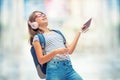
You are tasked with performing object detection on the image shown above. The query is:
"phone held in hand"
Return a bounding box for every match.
[82,18,92,31]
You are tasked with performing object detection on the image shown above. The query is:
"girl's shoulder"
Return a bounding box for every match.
[32,35,39,44]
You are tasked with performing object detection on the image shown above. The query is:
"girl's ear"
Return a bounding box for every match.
[28,21,38,30]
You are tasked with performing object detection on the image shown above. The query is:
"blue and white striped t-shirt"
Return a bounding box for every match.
[33,31,70,60]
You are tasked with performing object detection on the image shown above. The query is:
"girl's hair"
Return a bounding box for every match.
[28,11,44,45]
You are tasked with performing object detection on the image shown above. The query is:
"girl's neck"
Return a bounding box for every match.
[43,28,50,33]
[39,27,50,33]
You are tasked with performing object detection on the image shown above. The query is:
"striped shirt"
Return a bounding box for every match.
[33,31,70,60]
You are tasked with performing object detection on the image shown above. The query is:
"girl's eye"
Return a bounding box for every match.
[34,13,45,19]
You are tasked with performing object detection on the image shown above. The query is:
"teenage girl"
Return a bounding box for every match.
[28,11,85,80]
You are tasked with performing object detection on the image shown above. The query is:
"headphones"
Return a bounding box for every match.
[28,21,39,30]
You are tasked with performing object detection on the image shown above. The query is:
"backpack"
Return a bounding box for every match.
[30,30,66,79]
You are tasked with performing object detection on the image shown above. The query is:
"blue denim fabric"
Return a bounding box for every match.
[46,59,83,80]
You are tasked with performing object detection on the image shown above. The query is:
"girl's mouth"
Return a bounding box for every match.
[42,18,47,20]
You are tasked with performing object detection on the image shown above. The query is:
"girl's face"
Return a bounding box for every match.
[34,12,48,26]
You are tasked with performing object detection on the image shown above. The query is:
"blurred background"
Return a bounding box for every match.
[0,0,120,80]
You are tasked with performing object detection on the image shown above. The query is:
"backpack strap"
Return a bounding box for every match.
[31,34,46,66]
[36,34,47,75]
[37,34,46,54]
[52,30,66,44]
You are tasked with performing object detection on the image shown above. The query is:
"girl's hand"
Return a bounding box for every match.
[80,25,89,33]
[55,48,69,54]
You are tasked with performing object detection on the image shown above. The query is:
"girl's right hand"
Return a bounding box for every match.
[55,48,69,54]
[80,25,89,33]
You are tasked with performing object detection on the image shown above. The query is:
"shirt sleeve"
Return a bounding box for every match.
[32,35,39,44]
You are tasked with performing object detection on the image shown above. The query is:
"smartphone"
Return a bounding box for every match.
[82,18,92,31]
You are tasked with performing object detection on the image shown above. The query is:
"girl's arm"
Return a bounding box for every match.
[33,41,68,64]
[65,26,88,54]
[66,31,82,54]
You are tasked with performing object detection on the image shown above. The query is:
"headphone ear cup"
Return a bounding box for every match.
[28,21,38,30]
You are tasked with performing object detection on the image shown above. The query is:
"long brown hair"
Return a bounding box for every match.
[28,11,44,45]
